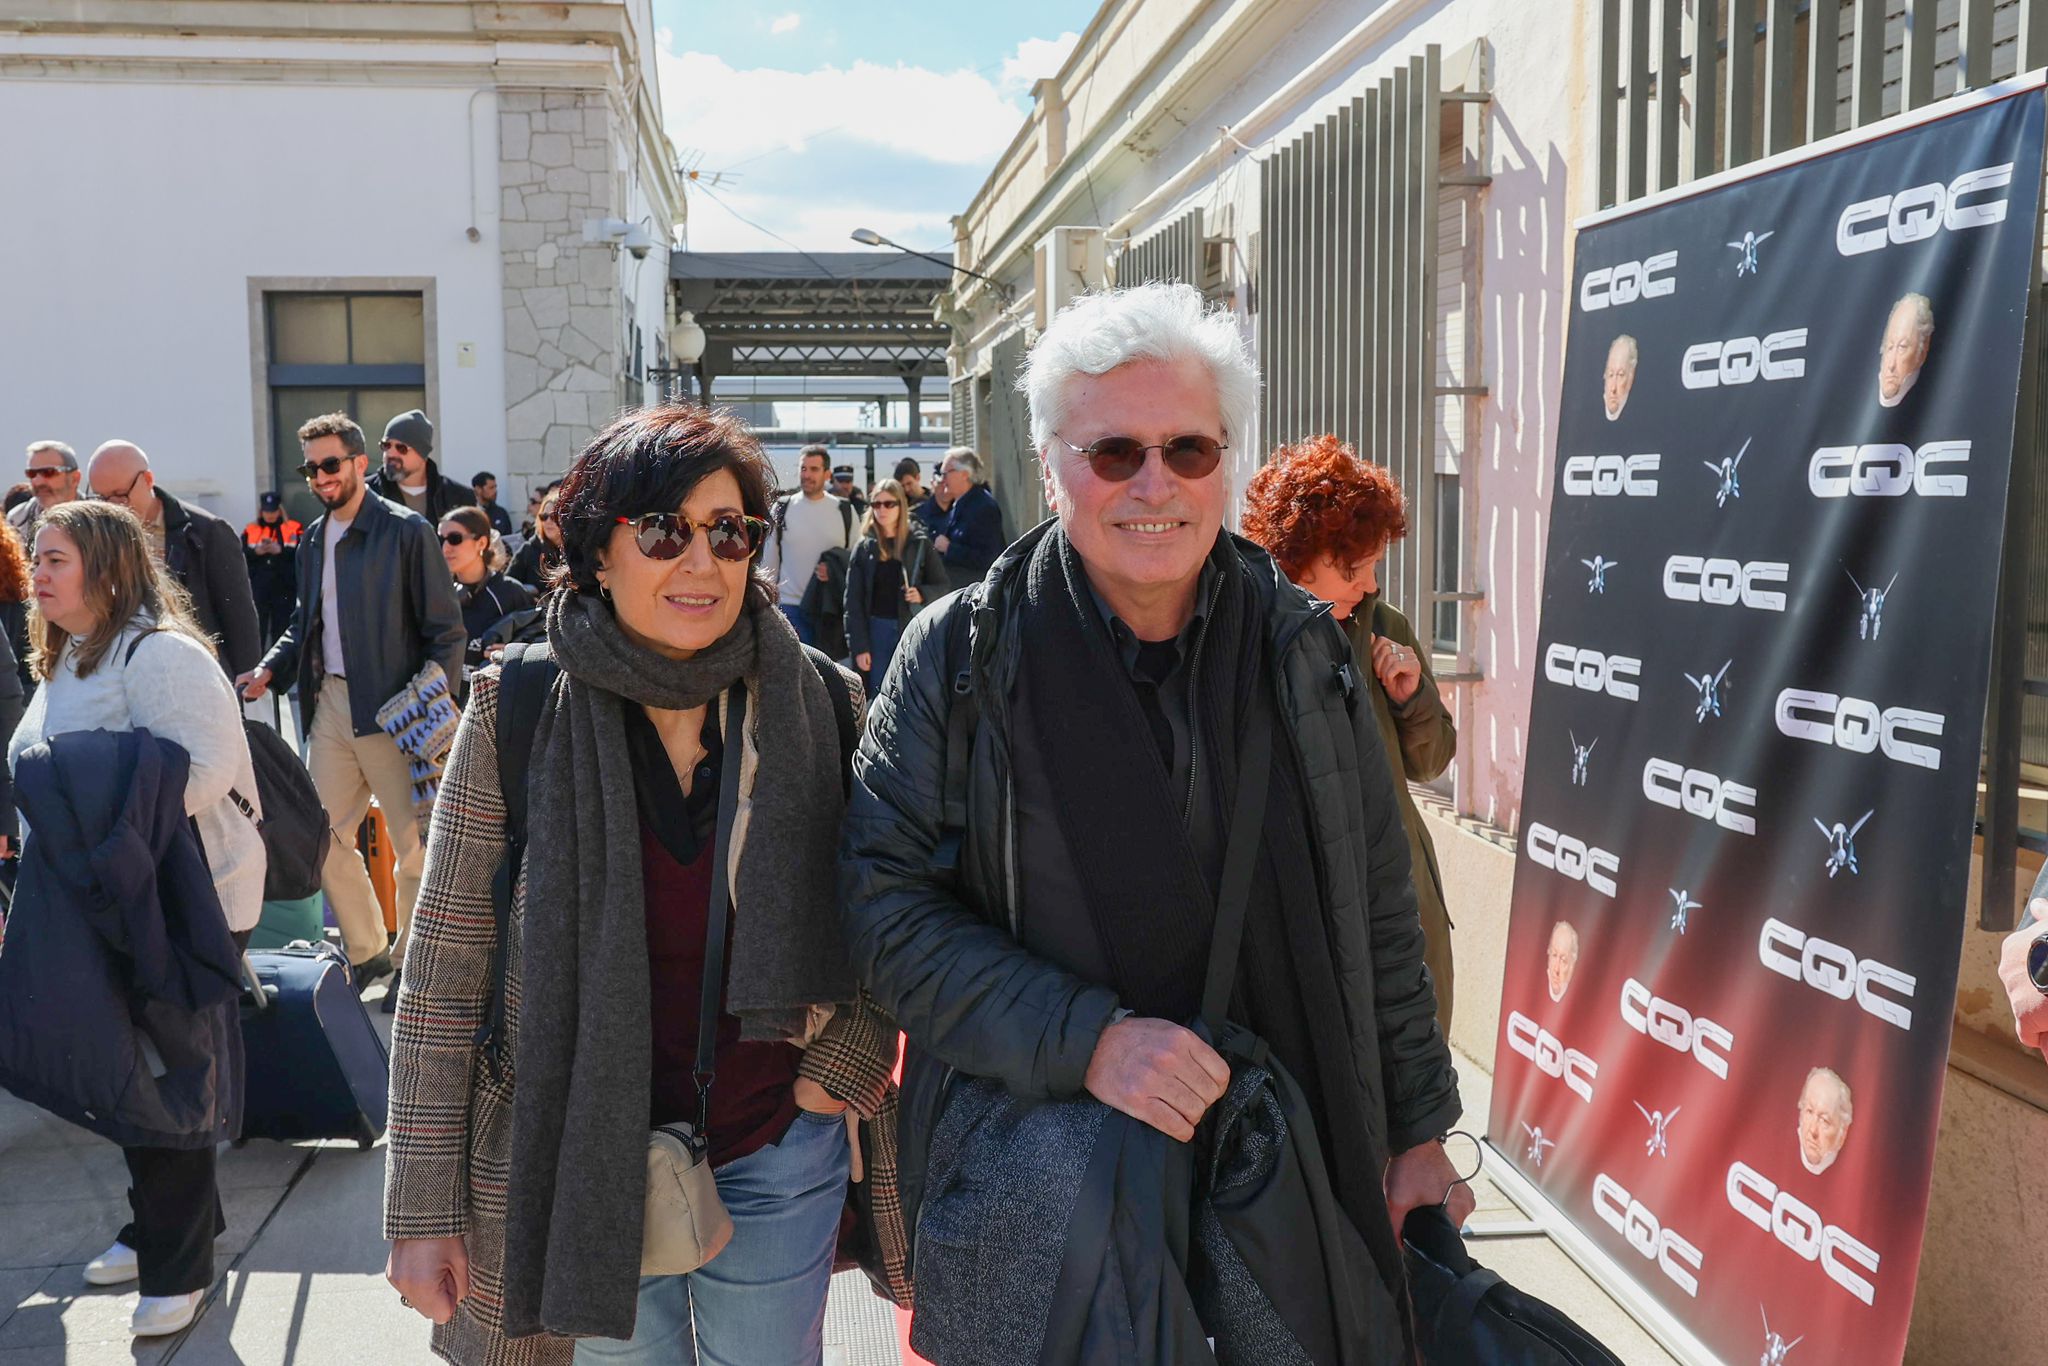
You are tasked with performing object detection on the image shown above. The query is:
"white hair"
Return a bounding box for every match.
[1608,334,1639,368]
[1804,1066,1853,1122]
[1890,292,1934,343]
[1021,282,1257,456]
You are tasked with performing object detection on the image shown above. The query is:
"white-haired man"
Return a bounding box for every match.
[843,282,1466,1362]
[1603,334,1638,421]
[1878,292,1934,408]
[1797,1067,1854,1175]
[1546,920,1579,1003]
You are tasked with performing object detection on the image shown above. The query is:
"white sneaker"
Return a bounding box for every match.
[131,1289,203,1337]
[82,1240,138,1287]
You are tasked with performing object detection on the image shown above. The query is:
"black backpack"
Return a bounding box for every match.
[473,641,857,1074]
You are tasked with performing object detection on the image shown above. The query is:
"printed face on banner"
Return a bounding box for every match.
[1492,88,2043,1366]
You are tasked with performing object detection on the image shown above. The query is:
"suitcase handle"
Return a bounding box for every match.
[240,953,275,1011]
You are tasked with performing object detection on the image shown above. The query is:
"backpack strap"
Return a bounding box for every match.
[934,595,980,874]
[476,641,559,1077]
[839,497,857,545]
[802,645,857,797]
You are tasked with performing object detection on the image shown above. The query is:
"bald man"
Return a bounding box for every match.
[86,441,261,676]
[1797,1067,1854,1175]
[1878,293,1933,408]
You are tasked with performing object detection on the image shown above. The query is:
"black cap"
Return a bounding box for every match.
[832,465,855,478]
[259,491,282,510]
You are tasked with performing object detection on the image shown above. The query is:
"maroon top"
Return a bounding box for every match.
[642,824,802,1167]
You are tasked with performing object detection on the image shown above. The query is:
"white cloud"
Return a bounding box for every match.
[1000,31,1080,91]
[769,13,800,35]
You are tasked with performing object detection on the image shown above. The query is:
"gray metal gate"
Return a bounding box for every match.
[1119,208,1206,290]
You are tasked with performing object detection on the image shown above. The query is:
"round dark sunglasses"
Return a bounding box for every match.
[1055,433,1227,482]
[616,513,767,562]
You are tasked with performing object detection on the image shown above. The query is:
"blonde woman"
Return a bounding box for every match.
[843,477,946,694]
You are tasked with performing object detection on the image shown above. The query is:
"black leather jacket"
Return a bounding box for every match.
[158,490,262,677]
[841,521,1461,1240]
[366,457,475,524]
[258,489,466,737]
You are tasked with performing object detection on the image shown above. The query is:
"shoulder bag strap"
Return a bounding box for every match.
[1200,700,1275,1028]
[803,647,857,796]
[695,686,748,1132]
[476,643,558,1074]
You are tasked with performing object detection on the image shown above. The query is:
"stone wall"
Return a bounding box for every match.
[498,89,621,496]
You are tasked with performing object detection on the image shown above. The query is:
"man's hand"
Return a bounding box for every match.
[904,585,923,606]
[387,1236,470,1325]
[235,666,272,703]
[1084,1016,1230,1143]
[855,652,873,673]
[1997,906,2048,1055]
[1370,636,1423,706]
[933,534,951,555]
[1384,1139,1475,1238]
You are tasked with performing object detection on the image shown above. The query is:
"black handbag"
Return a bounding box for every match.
[1402,1206,1624,1365]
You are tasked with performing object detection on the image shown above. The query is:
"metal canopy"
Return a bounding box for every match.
[670,251,953,380]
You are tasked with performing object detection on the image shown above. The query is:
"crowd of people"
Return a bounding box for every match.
[2,278,2045,1364]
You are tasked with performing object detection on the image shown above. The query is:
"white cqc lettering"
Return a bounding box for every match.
[1580,252,1679,310]
[1727,1162,1881,1305]
[1759,917,1917,1031]
[1837,163,2013,255]
[1562,453,1660,497]
[1526,822,1620,899]
[1680,330,1808,389]
[1544,643,1641,701]
[1621,978,1733,1079]
[1643,758,1757,835]
[1593,1174,1704,1298]
[1774,688,1945,770]
[1809,441,1970,498]
[1506,1012,1598,1102]
[1663,556,1788,612]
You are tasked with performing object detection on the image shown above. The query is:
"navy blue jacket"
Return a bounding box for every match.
[0,730,244,1149]
[939,485,1006,581]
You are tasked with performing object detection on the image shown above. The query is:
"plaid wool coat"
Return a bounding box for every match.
[383,666,905,1365]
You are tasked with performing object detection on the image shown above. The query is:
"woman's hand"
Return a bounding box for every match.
[1370,635,1423,705]
[855,652,873,673]
[903,585,923,606]
[387,1236,471,1325]
[793,1076,849,1117]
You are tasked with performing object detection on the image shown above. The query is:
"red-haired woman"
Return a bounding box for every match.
[0,516,31,695]
[1243,435,1458,1040]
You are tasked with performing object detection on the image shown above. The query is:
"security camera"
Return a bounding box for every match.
[623,224,658,260]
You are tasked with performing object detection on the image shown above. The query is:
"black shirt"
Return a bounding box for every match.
[868,557,906,619]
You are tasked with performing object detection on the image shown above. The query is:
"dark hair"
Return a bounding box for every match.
[1241,433,1408,581]
[552,405,775,601]
[798,444,830,468]
[440,506,494,541]
[893,456,923,482]
[2,482,29,513]
[471,470,497,487]
[296,411,366,456]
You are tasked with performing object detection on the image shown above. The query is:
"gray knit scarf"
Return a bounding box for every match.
[499,588,854,1342]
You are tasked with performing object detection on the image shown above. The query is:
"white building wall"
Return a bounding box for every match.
[0,77,508,520]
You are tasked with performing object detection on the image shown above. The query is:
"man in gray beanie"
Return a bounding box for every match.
[366,409,473,522]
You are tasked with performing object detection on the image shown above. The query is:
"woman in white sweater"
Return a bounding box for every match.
[6,499,261,1338]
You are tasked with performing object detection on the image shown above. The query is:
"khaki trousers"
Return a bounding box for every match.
[306,676,424,969]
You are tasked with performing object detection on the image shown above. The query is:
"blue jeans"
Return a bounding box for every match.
[863,615,904,697]
[779,603,815,647]
[573,1110,851,1366]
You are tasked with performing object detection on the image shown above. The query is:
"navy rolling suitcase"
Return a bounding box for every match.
[239,941,389,1148]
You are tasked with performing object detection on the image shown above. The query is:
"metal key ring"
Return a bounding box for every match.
[1437,1129,1484,1210]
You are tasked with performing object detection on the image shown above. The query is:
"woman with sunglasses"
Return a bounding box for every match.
[508,488,562,593]
[842,477,946,695]
[439,507,534,675]
[385,405,900,1366]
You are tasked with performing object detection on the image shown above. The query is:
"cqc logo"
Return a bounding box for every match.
[1837,163,2013,255]
[1580,251,1678,310]
[1810,441,1969,497]
[1545,643,1641,701]
[1507,1012,1598,1103]
[1664,555,1788,612]
[1727,1162,1882,1305]
[1643,758,1758,835]
[1775,688,1944,770]
[1593,1174,1705,1298]
[1563,453,1660,497]
[1681,329,1807,389]
[1527,822,1620,898]
[1760,917,1916,1031]
[1621,978,1734,1079]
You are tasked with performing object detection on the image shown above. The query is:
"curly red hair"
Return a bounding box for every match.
[0,516,27,604]
[1240,433,1407,580]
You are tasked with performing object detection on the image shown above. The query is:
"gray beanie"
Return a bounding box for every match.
[383,409,434,457]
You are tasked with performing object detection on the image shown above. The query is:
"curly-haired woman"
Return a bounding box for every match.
[1242,434,1458,1039]
[0,515,33,696]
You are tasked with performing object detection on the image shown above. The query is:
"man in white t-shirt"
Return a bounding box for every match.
[760,445,856,646]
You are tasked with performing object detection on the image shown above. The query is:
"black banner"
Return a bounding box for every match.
[1488,87,2045,1364]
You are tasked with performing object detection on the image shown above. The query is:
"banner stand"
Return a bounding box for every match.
[1478,1137,1724,1366]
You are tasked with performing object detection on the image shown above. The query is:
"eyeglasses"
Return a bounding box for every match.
[440,531,472,546]
[88,470,148,505]
[537,512,557,525]
[379,440,411,455]
[615,512,767,562]
[870,499,901,510]
[24,466,66,479]
[298,455,354,479]
[1054,433,1227,482]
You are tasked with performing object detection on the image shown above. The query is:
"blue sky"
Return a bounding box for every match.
[652,2,1104,253]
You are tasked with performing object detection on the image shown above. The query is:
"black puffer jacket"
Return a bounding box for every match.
[841,521,1461,1278]
[0,729,244,1149]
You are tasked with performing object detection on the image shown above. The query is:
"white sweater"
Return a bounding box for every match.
[8,621,265,932]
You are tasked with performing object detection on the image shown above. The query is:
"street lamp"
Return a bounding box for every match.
[648,310,709,403]
[851,227,1014,302]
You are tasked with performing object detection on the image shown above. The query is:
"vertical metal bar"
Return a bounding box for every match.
[1389,67,1411,609]
[1345,96,1366,451]
[1762,0,1797,155]
[2024,0,2048,76]
[1333,107,1354,452]
[1957,0,1994,92]
[1657,0,1682,189]
[1691,0,1719,181]
[1725,0,1755,168]
[1373,84,1393,461]
[1417,46,1442,633]
[1599,0,1620,208]
[1320,115,1340,437]
[1627,0,1651,201]
[1307,120,1326,438]
[1806,0,1839,143]
[1257,158,1271,452]
[1364,88,1383,459]
[1902,0,1936,111]
[1286,139,1305,444]
[1851,0,1885,128]
[1397,60,1423,621]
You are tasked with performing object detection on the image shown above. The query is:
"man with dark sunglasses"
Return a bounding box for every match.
[9,439,82,540]
[844,283,1465,1363]
[365,409,474,523]
[238,411,464,997]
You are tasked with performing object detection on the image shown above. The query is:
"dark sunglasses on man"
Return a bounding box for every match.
[299,455,356,479]
[615,512,767,562]
[380,440,412,455]
[24,465,66,479]
[1055,433,1227,482]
